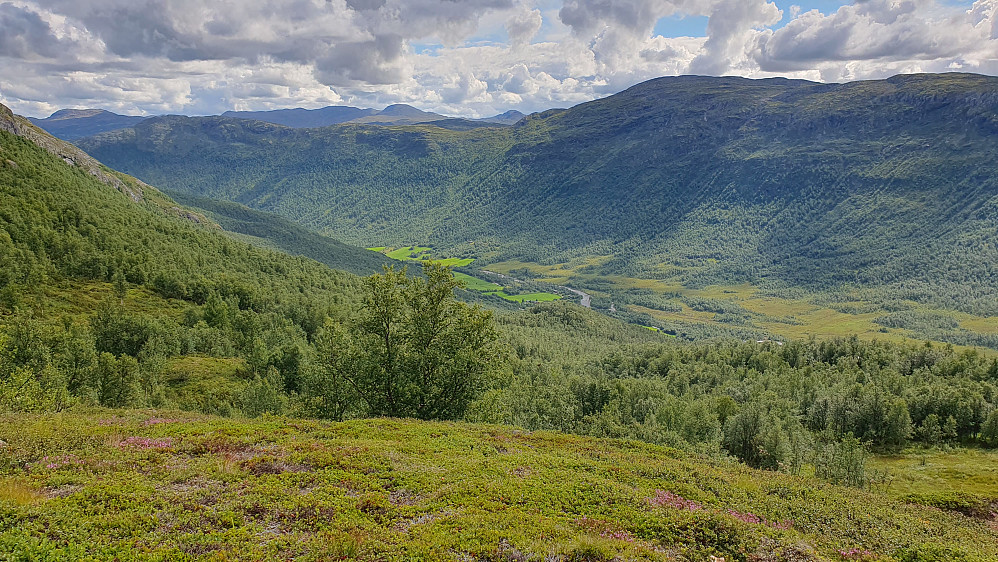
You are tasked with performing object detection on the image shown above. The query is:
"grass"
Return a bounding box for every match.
[0,478,43,506]
[375,246,475,268]
[1,411,996,561]
[870,448,998,500]
[433,257,475,267]
[383,246,433,261]
[453,272,503,292]
[162,356,248,413]
[488,291,563,303]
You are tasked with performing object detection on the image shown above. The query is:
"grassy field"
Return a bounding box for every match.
[453,272,503,292]
[381,246,433,261]
[370,249,568,304]
[484,259,998,349]
[373,246,475,268]
[2,411,996,561]
[871,449,998,502]
[487,291,563,303]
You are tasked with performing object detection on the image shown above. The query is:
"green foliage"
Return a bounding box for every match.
[79,73,998,339]
[166,190,392,276]
[315,262,501,420]
[982,410,998,446]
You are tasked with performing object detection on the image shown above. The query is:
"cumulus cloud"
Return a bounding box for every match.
[688,0,781,75]
[507,6,543,47]
[751,0,998,80]
[0,0,995,118]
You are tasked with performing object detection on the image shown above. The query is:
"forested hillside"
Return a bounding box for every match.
[4,100,998,560]
[78,73,998,327]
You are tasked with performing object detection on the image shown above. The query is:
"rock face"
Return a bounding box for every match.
[1,103,144,202]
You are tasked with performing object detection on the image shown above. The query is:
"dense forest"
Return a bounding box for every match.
[79,73,998,324]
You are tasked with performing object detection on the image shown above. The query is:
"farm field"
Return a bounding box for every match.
[2,411,996,561]
[488,291,562,303]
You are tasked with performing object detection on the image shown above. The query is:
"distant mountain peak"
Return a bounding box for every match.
[29,108,147,140]
[48,108,113,120]
[480,110,526,124]
[378,104,433,117]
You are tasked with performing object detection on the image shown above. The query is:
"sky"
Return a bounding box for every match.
[0,0,995,118]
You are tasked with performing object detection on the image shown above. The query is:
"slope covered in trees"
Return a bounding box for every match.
[78,73,998,325]
[164,190,392,276]
[5,101,998,558]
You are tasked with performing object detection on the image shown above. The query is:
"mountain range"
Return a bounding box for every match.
[27,109,147,140]
[29,104,527,140]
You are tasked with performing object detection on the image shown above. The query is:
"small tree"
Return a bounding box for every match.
[918,413,942,446]
[302,319,361,421]
[348,262,500,420]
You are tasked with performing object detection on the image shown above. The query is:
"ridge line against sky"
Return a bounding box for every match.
[0,0,994,119]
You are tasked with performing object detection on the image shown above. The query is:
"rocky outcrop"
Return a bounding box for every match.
[1,103,144,202]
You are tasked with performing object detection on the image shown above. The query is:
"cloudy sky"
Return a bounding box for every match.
[1,0,996,118]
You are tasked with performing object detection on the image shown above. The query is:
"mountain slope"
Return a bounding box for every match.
[77,73,998,321]
[0,102,377,412]
[28,109,147,140]
[165,190,392,276]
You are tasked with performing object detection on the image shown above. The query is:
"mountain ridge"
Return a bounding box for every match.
[30,104,527,140]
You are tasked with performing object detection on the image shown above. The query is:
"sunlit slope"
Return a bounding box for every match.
[2,412,995,561]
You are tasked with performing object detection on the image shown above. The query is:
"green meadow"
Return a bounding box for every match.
[2,412,996,561]
[373,247,562,304]
[487,291,563,303]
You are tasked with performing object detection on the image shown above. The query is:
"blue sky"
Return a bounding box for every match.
[653,1,979,38]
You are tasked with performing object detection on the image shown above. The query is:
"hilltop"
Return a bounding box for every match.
[2,411,995,561]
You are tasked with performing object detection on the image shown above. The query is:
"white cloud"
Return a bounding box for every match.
[0,0,995,118]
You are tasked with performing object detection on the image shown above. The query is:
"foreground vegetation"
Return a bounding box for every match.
[2,412,996,561]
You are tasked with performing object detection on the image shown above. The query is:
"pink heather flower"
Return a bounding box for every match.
[727,509,762,524]
[118,437,174,450]
[649,490,704,511]
[142,418,179,426]
[28,455,84,471]
[600,529,635,542]
[574,516,635,543]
